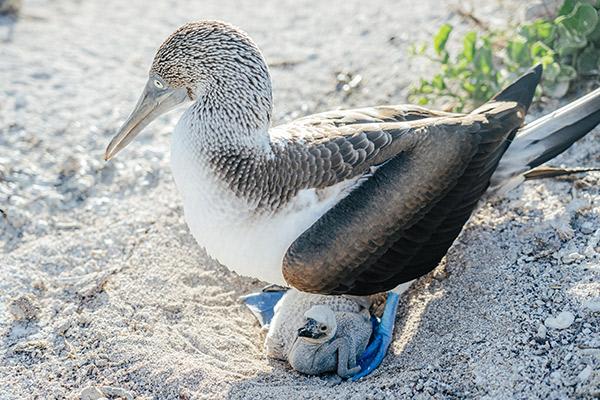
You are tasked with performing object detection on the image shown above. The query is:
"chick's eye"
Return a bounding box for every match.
[154,79,164,89]
[320,326,327,331]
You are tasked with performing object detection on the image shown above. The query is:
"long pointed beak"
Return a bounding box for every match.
[104,79,188,161]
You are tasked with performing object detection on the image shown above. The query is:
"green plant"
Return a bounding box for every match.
[410,0,600,111]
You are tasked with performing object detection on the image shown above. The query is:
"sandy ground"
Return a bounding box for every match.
[1,0,599,399]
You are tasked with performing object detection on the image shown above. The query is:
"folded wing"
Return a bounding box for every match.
[281,67,542,295]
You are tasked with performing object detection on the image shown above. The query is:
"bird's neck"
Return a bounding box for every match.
[174,85,274,205]
[187,63,274,154]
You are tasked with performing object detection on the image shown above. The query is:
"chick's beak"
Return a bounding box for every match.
[297,318,325,339]
[104,78,188,161]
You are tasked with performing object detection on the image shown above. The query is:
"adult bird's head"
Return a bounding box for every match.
[104,20,273,161]
[297,305,337,343]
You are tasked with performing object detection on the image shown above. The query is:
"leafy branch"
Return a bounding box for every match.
[410,0,600,111]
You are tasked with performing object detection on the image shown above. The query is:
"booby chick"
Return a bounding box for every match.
[289,305,370,379]
[265,290,370,360]
[105,20,600,296]
[265,289,371,379]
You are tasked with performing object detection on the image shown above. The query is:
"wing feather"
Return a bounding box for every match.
[281,102,526,295]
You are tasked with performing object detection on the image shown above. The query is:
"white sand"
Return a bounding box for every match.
[1,0,599,399]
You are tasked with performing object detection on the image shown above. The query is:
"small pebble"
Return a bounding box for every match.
[79,386,104,400]
[8,295,40,321]
[583,299,600,312]
[536,324,547,340]
[544,311,575,330]
[100,386,134,400]
[54,319,72,335]
[584,229,600,257]
[580,221,595,235]
[577,365,592,383]
[562,252,584,264]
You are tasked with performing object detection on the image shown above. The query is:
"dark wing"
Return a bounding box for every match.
[281,66,541,295]
[281,103,525,295]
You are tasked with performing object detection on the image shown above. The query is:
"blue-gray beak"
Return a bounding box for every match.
[105,76,188,161]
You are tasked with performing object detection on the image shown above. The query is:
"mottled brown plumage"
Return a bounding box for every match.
[282,103,524,294]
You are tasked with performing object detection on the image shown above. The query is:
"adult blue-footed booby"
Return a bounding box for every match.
[105,21,600,296]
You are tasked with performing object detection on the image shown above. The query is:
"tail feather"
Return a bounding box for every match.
[472,64,542,116]
[491,64,543,112]
[523,166,600,180]
[491,86,600,193]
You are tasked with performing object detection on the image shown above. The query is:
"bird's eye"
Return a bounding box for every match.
[154,79,164,89]
[320,326,327,331]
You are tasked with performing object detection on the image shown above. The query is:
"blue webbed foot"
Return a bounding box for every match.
[351,292,400,381]
[240,288,287,327]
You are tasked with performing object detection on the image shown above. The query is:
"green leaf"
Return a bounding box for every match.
[530,41,553,59]
[577,46,600,74]
[533,53,556,72]
[419,80,434,94]
[462,80,476,93]
[556,3,599,37]
[433,24,453,55]
[556,24,589,56]
[587,16,600,43]
[475,45,494,75]
[544,79,571,98]
[462,31,477,62]
[520,20,555,44]
[543,65,576,98]
[533,20,555,43]
[431,74,446,90]
[558,0,577,17]
[507,36,529,64]
[560,65,577,80]
[544,62,562,81]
